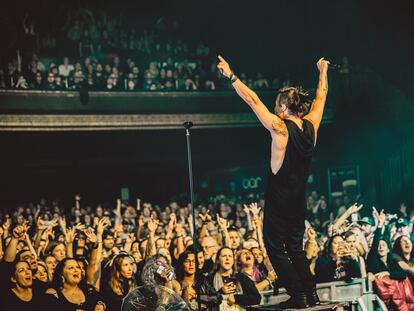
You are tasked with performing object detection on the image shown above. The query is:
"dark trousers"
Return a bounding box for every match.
[263,213,315,295]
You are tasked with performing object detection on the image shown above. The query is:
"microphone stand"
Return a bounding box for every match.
[183,121,202,311]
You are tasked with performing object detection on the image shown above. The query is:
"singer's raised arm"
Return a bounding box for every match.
[217,55,281,132]
[304,57,330,135]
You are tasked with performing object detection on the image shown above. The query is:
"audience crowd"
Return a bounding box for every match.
[0,10,280,92]
[0,190,413,311]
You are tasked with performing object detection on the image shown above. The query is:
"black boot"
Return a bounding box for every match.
[277,292,309,309]
[306,288,321,306]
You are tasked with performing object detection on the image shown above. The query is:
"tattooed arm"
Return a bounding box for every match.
[304,57,330,134]
[217,55,284,133]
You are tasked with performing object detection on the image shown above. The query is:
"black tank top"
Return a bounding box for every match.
[265,118,315,219]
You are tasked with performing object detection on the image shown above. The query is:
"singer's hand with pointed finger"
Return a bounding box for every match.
[317,57,330,72]
[217,55,232,78]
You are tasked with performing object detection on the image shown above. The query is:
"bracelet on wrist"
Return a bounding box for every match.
[228,72,238,83]
[230,74,238,83]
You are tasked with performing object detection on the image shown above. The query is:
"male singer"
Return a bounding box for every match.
[217,55,329,308]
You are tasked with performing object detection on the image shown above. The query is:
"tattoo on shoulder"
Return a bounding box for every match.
[271,119,288,136]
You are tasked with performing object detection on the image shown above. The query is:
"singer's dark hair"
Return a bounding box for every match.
[275,86,310,116]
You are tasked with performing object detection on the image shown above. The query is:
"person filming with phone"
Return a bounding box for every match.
[315,234,362,283]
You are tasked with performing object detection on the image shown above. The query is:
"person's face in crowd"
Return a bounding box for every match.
[103,234,115,250]
[132,251,142,263]
[150,62,159,71]
[145,71,152,80]
[202,237,219,260]
[311,191,318,201]
[77,260,86,279]
[47,73,54,84]
[45,255,57,276]
[219,248,234,273]
[84,214,91,225]
[36,73,42,84]
[63,259,82,286]
[150,210,158,220]
[400,236,412,255]
[330,236,344,256]
[31,60,38,71]
[400,203,407,214]
[158,248,172,265]
[58,234,66,243]
[183,253,196,275]
[166,69,173,78]
[12,262,32,289]
[87,64,94,74]
[345,233,357,252]
[53,243,66,262]
[132,66,139,75]
[228,230,241,250]
[17,214,24,225]
[197,251,204,269]
[320,200,328,210]
[55,75,62,85]
[96,206,103,217]
[251,247,264,264]
[105,64,112,74]
[143,207,150,217]
[76,233,86,248]
[160,68,166,78]
[75,63,82,72]
[120,257,134,279]
[111,67,119,78]
[96,64,103,73]
[8,62,16,73]
[113,56,120,66]
[34,264,48,282]
[239,249,254,268]
[63,57,69,65]
[361,223,372,235]
[235,218,242,228]
[378,240,389,258]
[19,250,38,271]
[84,57,91,67]
[130,241,139,253]
[160,211,169,224]
[51,67,59,75]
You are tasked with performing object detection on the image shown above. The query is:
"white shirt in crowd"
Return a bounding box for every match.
[58,64,74,77]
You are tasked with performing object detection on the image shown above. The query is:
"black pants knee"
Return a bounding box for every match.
[263,214,315,295]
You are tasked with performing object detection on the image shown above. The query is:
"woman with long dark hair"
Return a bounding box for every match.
[101,253,137,310]
[0,260,48,311]
[392,235,414,278]
[315,234,361,283]
[45,258,102,311]
[366,211,406,281]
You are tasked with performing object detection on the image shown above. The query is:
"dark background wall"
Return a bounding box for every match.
[0,0,413,210]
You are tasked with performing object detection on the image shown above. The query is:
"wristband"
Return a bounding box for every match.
[230,74,238,83]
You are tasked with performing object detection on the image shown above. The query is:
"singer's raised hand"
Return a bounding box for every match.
[217,55,232,78]
[317,57,330,72]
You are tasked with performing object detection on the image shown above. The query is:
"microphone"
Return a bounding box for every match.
[328,63,341,70]
[183,121,193,129]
